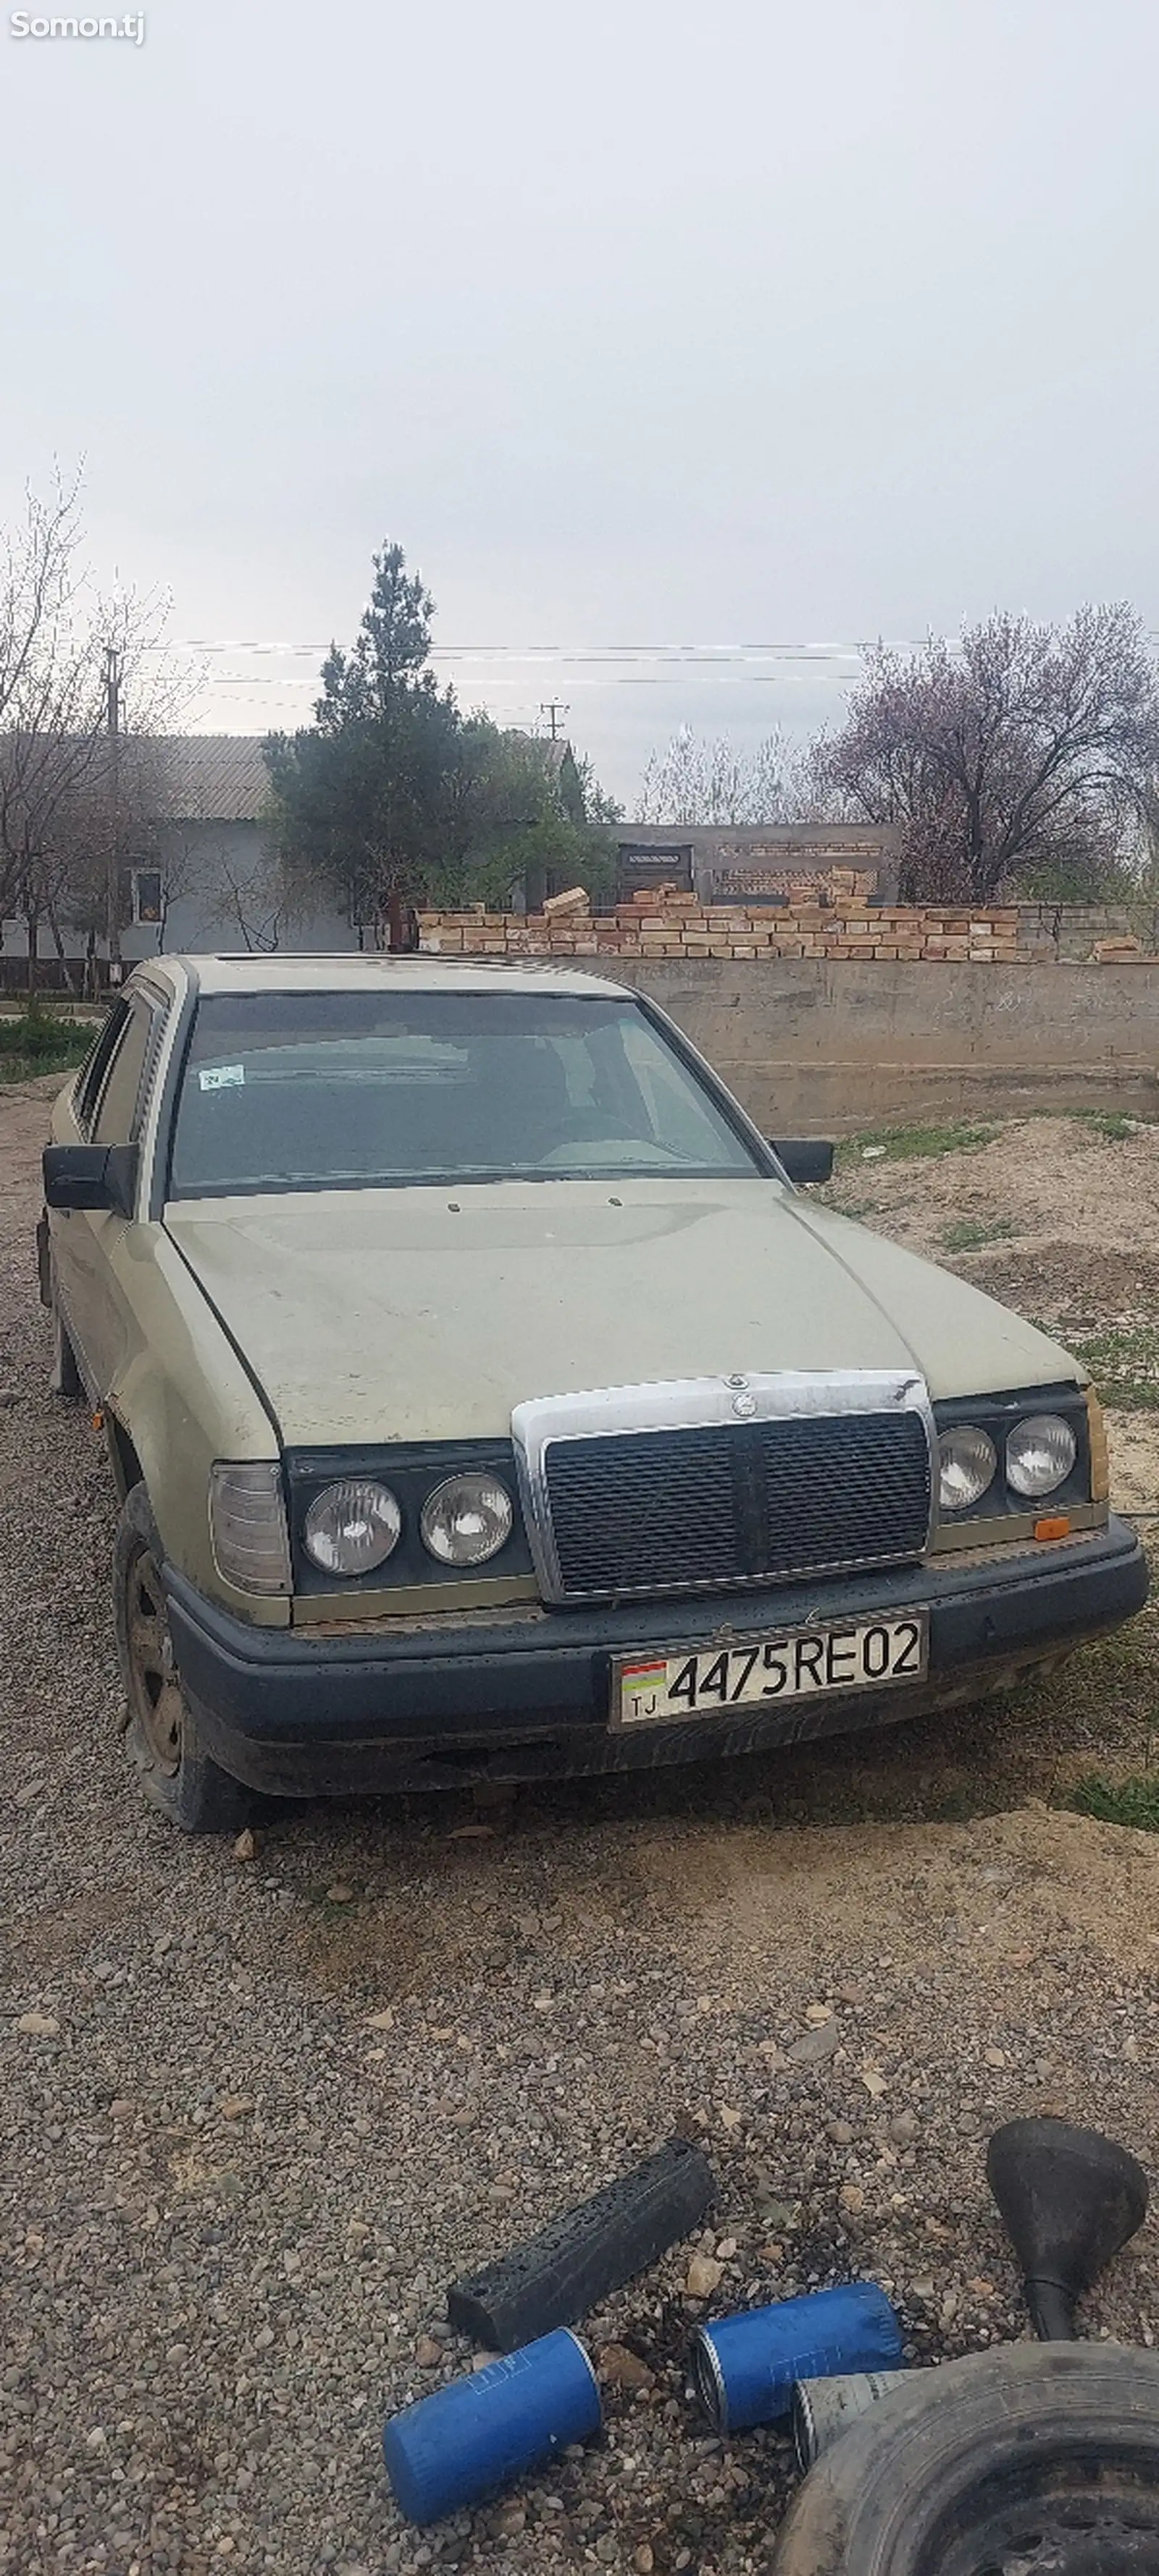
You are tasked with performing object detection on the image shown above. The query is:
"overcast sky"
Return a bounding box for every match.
[3,0,1157,804]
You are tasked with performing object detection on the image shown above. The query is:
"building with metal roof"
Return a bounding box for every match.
[158,735,273,825]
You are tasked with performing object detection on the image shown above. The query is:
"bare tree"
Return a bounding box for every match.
[198,836,298,954]
[0,477,192,979]
[143,805,200,956]
[0,480,106,941]
[41,735,177,991]
[637,727,788,825]
[812,607,1159,901]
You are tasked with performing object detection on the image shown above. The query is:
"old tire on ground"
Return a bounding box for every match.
[774,2343,1159,2576]
[114,1481,258,1834]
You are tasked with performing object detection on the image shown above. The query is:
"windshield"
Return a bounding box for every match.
[167,989,766,1197]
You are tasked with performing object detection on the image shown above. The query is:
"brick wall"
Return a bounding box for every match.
[418,882,1159,964]
[418,886,1024,964]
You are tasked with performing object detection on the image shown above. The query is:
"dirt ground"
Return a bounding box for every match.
[2,1080,1158,2576]
[827,1113,1159,1514]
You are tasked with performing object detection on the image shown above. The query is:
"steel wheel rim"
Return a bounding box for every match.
[937,2481,1159,2575]
[125,1544,183,1777]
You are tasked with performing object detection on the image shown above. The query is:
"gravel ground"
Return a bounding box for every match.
[3,1079,1159,2576]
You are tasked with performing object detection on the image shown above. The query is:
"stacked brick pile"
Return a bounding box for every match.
[418,881,1022,963]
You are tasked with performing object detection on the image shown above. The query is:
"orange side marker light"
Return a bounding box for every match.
[1034,1514,1071,1543]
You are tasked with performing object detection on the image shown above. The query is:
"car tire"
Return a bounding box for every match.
[774,2343,1159,2575]
[51,1296,84,1401]
[114,1482,259,1834]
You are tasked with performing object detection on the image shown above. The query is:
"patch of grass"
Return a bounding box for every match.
[828,1193,879,1221]
[1063,1323,1159,1410]
[1073,1111,1147,1143]
[1069,1772,1159,1831]
[940,1216,1018,1254]
[837,1120,997,1167]
[0,1002,91,1083]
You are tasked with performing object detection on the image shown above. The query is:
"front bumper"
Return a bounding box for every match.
[162,1518,1149,1798]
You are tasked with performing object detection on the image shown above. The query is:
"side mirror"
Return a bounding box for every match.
[771,1138,835,1185]
[43,1142,138,1217]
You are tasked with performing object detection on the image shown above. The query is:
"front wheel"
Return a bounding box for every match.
[114,1483,259,1834]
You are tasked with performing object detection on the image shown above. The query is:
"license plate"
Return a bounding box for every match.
[613,1612,929,1727]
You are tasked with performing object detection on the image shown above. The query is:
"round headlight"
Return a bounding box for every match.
[937,1425,997,1513]
[420,1475,514,1567]
[304,1480,402,1575]
[1006,1414,1077,1500]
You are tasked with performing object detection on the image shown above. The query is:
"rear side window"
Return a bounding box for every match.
[91,997,156,1146]
[75,1000,129,1135]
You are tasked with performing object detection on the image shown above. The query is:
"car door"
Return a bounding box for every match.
[55,988,163,1401]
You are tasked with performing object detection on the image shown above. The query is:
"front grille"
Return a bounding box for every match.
[543,1411,932,1599]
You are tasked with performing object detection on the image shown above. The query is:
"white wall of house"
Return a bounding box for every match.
[1,820,359,962]
[150,822,357,957]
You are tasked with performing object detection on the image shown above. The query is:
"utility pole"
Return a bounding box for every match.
[104,644,122,980]
[540,699,569,741]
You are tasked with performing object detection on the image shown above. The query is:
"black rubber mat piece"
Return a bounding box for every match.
[447,2135,716,2351]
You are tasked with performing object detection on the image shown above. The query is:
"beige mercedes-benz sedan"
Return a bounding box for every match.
[38,955,1146,1830]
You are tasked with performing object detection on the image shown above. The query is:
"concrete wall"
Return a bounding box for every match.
[598,956,1159,1131]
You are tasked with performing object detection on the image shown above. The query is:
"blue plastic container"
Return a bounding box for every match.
[688,2283,904,2435]
[382,2327,602,2526]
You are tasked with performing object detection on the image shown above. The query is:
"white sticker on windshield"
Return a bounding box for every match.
[198,1063,245,1092]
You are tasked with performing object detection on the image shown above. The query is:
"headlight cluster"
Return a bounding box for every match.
[937,1412,1078,1515]
[302,1472,514,1575]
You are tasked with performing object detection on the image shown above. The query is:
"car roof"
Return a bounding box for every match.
[136,954,633,1003]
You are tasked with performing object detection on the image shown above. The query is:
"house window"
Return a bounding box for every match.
[132,868,164,925]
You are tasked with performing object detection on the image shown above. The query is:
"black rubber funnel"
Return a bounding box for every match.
[987,2116,1148,2340]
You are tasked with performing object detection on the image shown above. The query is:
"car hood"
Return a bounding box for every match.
[164,1179,1081,1446]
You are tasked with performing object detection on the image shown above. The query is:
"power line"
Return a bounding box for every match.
[195,667,867,690]
[146,637,931,661]
[143,630,1159,660]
